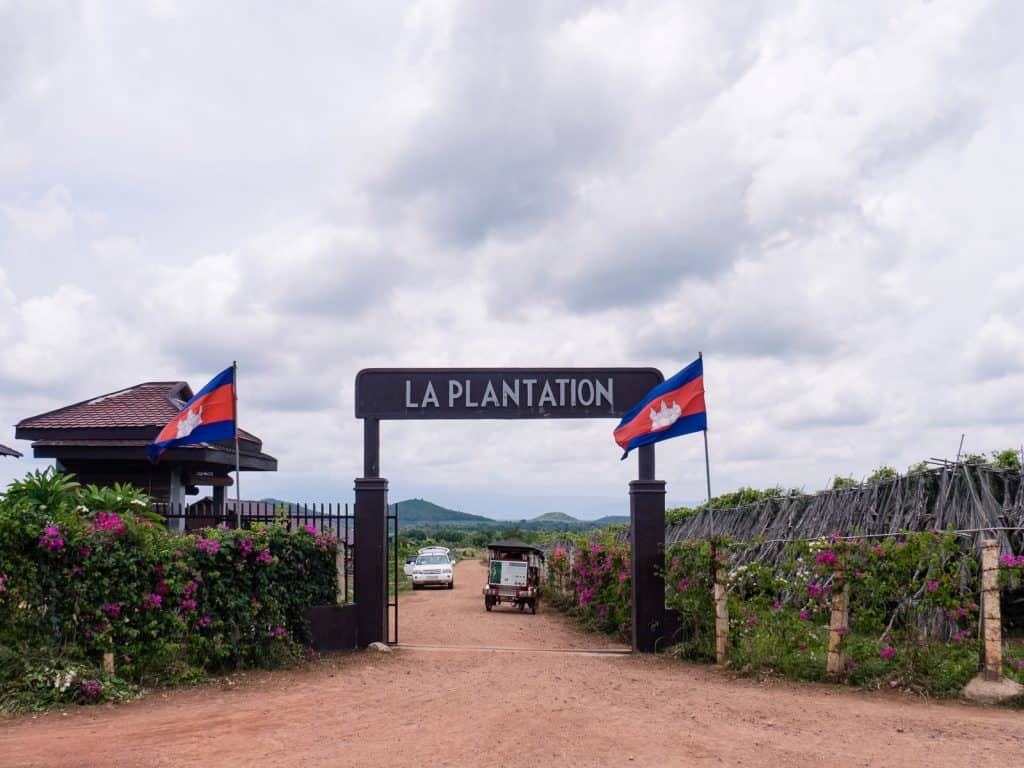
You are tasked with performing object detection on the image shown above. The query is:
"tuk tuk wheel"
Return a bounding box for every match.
[529,599,537,614]
[485,597,493,611]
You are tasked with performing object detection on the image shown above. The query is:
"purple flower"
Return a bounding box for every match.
[103,603,121,618]
[304,524,317,535]
[256,549,273,565]
[38,526,65,552]
[143,593,162,610]
[183,580,199,598]
[807,583,822,599]
[925,580,939,593]
[815,551,837,567]
[180,598,197,612]
[87,511,126,535]
[799,610,810,620]
[197,538,220,556]
[0,573,7,593]
[879,646,896,661]
[771,600,781,611]
[80,679,103,703]
[198,615,212,628]
[269,626,286,637]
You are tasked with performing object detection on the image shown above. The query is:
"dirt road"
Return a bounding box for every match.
[2,559,1022,767]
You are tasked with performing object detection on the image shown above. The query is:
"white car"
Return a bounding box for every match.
[410,552,454,589]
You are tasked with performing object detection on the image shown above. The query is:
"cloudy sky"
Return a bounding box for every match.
[1,0,1022,519]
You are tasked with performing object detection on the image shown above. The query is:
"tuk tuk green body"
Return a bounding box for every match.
[483,540,545,614]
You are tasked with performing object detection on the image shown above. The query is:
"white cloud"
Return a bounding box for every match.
[2,185,73,241]
[1,1,1023,514]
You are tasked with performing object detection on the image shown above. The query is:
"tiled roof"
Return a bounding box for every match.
[16,382,262,446]
[17,382,191,430]
[0,443,22,458]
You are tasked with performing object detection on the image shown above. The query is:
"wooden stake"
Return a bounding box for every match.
[827,569,850,678]
[714,556,729,665]
[103,652,115,676]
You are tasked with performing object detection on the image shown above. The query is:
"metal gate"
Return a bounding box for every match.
[387,502,399,643]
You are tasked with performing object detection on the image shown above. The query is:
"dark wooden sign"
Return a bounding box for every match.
[355,368,664,420]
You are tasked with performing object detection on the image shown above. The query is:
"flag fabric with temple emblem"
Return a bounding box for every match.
[147,366,236,463]
[613,357,706,459]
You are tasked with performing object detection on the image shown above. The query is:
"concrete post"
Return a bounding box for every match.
[981,540,1002,680]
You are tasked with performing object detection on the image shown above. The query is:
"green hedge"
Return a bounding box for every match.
[0,470,338,711]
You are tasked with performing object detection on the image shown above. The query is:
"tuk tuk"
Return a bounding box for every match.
[482,540,545,614]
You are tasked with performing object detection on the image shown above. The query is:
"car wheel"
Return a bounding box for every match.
[448,581,454,589]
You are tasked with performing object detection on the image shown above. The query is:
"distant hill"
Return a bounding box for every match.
[390,498,493,525]
[261,496,629,532]
[531,512,579,523]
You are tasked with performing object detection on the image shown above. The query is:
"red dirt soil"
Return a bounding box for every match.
[2,559,1022,767]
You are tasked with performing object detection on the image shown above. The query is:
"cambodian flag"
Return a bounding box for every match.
[613,358,706,459]
[147,366,236,463]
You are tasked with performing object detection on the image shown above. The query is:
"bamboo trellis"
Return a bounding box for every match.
[665,464,1024,566]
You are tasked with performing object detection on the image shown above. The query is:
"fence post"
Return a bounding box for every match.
[103,652,115,676]
[336,548,347,604]
[827,568,849,678]
[980,539,1002,681]
[713,551,729,665]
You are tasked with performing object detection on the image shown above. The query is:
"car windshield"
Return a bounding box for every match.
[416,555,449,565]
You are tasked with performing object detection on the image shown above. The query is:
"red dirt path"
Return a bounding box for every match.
[2,559,1022,767]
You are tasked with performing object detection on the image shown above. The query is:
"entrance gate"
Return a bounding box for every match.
[354,367,672,652]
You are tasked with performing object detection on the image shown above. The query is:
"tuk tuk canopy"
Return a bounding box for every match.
[486,540,545,560]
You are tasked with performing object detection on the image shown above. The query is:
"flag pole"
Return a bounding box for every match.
[233,360,241,529]
[699,351,713,540]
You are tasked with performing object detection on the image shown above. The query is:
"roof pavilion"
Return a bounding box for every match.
[15,381,277,515]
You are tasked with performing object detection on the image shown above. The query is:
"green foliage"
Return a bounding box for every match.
[991,448,1022,471]
[0,471,338,711]
[664,540,716,662]
[831,475,858,490]
[667,487,799,525]
[866,466,897,483]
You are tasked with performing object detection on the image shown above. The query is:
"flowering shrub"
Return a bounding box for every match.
[0,470,338,711]
[662,531,984,695]
[546,538,632,639]
[663,540,716,662]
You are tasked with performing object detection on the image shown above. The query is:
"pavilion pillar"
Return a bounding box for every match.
[168,468,186,532]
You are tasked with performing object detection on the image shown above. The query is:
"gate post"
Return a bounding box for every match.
[354,476,389,647]
[630,468,667,653]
